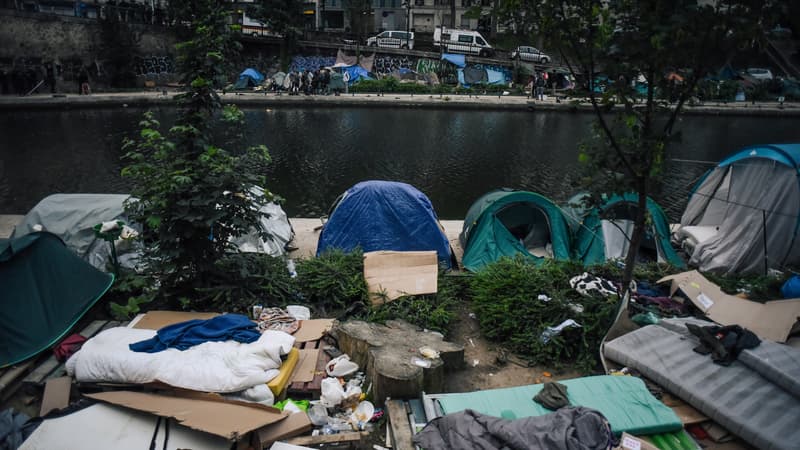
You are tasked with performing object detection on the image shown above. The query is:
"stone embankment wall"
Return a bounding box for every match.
[0,9,177,94]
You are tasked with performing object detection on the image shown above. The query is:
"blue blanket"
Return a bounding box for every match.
[129,314,260,353]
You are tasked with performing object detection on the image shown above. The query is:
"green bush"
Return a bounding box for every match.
[294,249,370,317]
[470,257,618,373]
[364,273,467,336]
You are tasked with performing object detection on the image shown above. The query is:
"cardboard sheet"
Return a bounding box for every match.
[85,390,286,440]
[132,310,220,330]
[363,250,438,304]
[615,433,660,450]
[290,348,319,383]
[658,270,800,342]
[257,412,313,447]
[293,319,335,342]
[40,376,71,416]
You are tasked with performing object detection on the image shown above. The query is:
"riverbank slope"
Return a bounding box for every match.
[2,90,799,116]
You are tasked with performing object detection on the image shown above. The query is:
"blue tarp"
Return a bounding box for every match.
[486,68,505,85]
[317,180,452,268]
[342,65,372,85]
[441,53,466,68]
[239,68,265,83]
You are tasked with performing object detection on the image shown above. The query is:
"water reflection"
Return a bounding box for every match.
[0,107,796,221]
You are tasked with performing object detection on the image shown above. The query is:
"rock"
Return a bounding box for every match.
[333,320,464,405]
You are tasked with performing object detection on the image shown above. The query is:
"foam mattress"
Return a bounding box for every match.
[605,323,800,450]
[433,375,682,435]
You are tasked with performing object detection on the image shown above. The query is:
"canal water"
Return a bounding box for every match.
[1,106,797,220]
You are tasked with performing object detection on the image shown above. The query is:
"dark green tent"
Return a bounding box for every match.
[1,232,114,367]
[571,193,684,267]
[460,189,572,272]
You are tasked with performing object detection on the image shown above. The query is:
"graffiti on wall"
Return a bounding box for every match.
[133,55,174,76]
[373,55,413,75]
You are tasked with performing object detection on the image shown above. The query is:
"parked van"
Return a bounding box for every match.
[433,27,493,57]
[366,31,415,50]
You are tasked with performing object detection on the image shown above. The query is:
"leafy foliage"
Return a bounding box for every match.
[364,274,467,336]
[106,271,158,320]
[294,249,370,317]
[537,0,775,292]
[470,257,618,373]
[121,0,275,307]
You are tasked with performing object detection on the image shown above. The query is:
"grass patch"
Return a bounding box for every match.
[470,257,618,374]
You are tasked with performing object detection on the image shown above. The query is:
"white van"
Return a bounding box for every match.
[433,27,493,57]
[366,31,415,50]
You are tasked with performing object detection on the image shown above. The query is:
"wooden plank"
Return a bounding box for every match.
[0,360,36,392]
[79,320,110,338]
[23,357,61,384]
[288,339,331,399]
[285,431,367,446]
[387,399,414,450]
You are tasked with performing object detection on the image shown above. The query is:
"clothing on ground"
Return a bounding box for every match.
[413,406,612,450]
[685,323,761,366]
[533,381,570,410]
[129,314,260,353]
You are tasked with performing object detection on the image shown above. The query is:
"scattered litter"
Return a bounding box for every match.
[326,355,359,377]
[468,312,476,319]
[412,357,432,368]
[419,346,440,359]
[468,338,475,347]
[542,372,552,377]
[286,305,310,321]
[568,303,584,313]
[472,359,480,367]
[489,373,494,376]
[537,294,551,302]
[540,319,582,344]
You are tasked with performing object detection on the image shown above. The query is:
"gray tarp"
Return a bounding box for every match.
[413,407,611,450]
[12,192,294,271]
[681,160,800,274]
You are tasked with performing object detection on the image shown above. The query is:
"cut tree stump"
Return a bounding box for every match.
[333,320,464,405]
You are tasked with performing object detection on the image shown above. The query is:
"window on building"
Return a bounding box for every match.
[460,16,470,27]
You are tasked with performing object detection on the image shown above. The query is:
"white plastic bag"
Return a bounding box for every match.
[320,377,346,407]
[326,354,359,377]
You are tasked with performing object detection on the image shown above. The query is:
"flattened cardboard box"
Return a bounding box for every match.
[658,270,800,342]
[364,250,438,304]
[132,310,220,330]
[85,390,287,441]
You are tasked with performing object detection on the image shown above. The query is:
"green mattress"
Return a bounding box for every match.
[434,375,682,435]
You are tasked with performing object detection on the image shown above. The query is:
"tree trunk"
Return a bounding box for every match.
[450,0,456,28]
[622,179,649,297]
[333,320,464,406]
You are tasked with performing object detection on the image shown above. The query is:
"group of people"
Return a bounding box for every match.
[281,67,343,96]
[528,71,549,100]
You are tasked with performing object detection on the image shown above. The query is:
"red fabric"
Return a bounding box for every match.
[687,424,709,440]
[53,334,87,362]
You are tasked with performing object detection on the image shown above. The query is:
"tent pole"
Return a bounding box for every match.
[763,209,769,275]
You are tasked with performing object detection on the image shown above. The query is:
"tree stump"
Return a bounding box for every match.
[333,320,464,405]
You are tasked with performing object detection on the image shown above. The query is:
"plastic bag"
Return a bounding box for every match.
[320,377,346,407]
[307,403,330,425]
[326,354,359,377]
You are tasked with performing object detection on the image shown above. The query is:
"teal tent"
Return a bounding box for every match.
[0,232,114,367]
[459,189,572,272]
[572,193,684,267]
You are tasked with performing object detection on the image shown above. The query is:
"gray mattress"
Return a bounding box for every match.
[604,323,800,450]
[658,318,800,399]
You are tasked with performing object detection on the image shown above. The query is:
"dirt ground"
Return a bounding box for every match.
[442,302,580,394]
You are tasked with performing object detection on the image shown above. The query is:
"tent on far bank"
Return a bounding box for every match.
[675,143,800,275]
[459,189,572,272]
[234,68,265,89]
[571,193,684,267]
[317,180,454,268]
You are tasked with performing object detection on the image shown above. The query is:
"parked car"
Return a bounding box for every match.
[745,68,774,80]
[366,31,415,50]
[433,27,494,57]
[510,46,550,64]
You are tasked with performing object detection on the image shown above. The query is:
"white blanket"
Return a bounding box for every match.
[66,327,294,394]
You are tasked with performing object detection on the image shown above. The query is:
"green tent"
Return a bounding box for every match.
[571,193,684,267]
[459,189,572,272]
[1,232,114,367]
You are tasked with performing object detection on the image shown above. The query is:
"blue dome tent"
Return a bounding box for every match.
[677,143,800,274]
[234,68,265,89]
[317,181,453,268]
